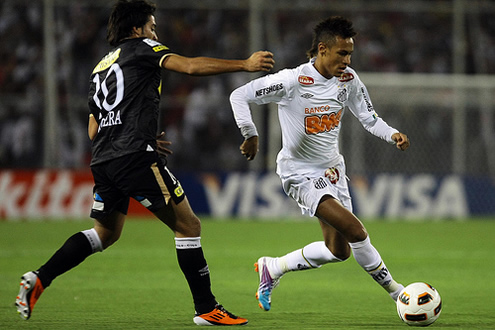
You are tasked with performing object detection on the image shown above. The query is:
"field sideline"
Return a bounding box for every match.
[1,218,494,329]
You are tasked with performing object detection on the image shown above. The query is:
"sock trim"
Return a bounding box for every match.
[368,261,384,273]
[301,248,318,268]
[81,228,103,253]
[348,235,371,249]
[175,237,201,249]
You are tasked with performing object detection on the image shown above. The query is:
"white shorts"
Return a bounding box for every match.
[280,159,352,217]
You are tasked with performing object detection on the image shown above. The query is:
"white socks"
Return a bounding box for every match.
[348,236,381,270]
[349,236,402,299]
[269,241,343,278]
[267,237,403,300]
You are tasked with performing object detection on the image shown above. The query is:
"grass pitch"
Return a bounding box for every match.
[1,218,494,329]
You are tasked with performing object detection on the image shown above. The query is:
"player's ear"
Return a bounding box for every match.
[318,42,327,56]
[131,26,142,37]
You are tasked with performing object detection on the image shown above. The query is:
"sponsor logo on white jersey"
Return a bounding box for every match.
[361,87,374,112]
[338,72,354,82]
[255,83,283,97]
[305,105,331,114]
[298,75,314,85]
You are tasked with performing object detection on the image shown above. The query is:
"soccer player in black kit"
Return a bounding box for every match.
[15,0,274,326]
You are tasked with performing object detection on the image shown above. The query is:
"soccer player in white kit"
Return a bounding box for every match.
[229,16,410,312]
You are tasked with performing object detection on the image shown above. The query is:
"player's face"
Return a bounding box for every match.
[135,15,158,41]
[316,37,354,78]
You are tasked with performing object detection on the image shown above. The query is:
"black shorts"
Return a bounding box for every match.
[90,151,185,220]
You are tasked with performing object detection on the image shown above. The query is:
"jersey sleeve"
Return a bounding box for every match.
[230,70,291,139]
[346,71,398,144]
[134,38,172,68]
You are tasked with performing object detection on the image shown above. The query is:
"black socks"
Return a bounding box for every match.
[176,244,216,314]
[36,232,93,288]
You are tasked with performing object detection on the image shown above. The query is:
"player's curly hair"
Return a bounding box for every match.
[306,16,357,59]
[107,0,156,46]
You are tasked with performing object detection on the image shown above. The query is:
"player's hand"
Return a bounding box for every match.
[392,132,410,151]
[156,131,173,157]
[240,136,259,161]
[245,51,275,72]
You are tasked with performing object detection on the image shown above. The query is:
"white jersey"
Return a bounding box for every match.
[230,58,398,179]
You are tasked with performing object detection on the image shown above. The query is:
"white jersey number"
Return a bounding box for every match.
[92,63,125,112]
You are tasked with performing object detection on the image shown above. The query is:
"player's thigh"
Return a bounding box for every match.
[123,153,200,237]
[91,163,131,220]
[126,154,185,212]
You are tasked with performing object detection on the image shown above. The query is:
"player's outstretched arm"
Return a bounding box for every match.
[392,132,410,151]
[162,51,274,75]
[240,136,259,161]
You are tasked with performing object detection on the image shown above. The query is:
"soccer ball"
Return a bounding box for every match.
[396,282,442,326]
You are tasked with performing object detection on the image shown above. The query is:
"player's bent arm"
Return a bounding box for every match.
[161,51,274,75]
[230,86,259,139]
[230,85,260,161]
[360,116,398,144]
[229,71,288,139]
[359,115,410,151]
[88,114,98,141]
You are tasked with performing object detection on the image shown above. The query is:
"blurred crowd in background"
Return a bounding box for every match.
[1,0,494,173]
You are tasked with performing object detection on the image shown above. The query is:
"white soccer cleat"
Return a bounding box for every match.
[254,257,281,311]
[15,271,45,320]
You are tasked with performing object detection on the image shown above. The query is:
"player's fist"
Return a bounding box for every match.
[392,132,410,151]
[240,136,259,161]
[245,51,275,72]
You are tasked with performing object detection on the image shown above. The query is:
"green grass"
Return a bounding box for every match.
[1,218,494,329]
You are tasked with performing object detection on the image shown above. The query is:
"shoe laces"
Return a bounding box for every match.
[215,304,238,319]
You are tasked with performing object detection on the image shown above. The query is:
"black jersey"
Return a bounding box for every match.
[88,38,172,165]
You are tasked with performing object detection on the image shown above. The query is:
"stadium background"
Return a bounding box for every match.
[1,0,494,220]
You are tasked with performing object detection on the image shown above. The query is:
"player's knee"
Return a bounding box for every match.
[344,221,368,243]
[332,245,351,261]
[101,237,118,250]
[339,251,351,261]
[99,231,121,249]
[177,214,202,237]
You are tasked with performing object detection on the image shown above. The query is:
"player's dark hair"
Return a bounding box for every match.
[306,16,357,59]
[107,0,156,46]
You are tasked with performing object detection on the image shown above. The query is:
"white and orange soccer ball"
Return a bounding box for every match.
[396,282,442,326]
